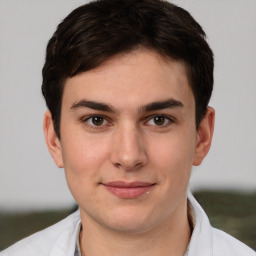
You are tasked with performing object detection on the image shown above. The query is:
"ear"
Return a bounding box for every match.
[43,110,64,168]
[193,107,215,166]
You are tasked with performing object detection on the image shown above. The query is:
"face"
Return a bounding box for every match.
[44,50,214,234]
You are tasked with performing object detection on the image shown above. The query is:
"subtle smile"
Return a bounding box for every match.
[102,181,156,199]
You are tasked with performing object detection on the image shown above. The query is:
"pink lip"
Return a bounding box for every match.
[102,181,156,199]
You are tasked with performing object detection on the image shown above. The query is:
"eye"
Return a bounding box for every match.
[146,115,173,126]
[84,115,107,127]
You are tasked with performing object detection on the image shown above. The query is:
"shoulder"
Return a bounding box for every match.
[187,192,255,256]
[0,210,80,256]
[212,228,255,256]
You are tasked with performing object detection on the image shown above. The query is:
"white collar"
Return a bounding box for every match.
[187,191,213,256]
[74,192,207,256]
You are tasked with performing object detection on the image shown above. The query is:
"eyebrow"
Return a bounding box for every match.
[71,100,115,112]
[141,98,184,112]
[70,98,183,113]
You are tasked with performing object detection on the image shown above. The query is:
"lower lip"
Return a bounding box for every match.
[103,185,154,199]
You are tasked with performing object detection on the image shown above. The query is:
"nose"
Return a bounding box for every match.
[110,123,148,171]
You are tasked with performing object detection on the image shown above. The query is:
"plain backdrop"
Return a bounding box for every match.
[0,0,256,211]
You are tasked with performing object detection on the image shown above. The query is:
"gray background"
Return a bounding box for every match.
[0,0,255,211]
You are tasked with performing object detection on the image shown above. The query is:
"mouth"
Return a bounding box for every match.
[101,181,156,199]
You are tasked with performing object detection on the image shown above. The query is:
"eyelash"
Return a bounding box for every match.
[145,115,174,127]
[81,115,111,130]
[81,114,174,130]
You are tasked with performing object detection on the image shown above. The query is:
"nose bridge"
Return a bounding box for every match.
[110,121,147,170]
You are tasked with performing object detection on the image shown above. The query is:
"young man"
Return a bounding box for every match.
[1,0,255,255]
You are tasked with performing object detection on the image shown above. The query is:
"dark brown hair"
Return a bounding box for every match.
[42,0,214,138]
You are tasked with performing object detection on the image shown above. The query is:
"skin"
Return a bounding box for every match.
[44,49,214,256]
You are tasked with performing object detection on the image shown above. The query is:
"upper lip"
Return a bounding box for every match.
[102,181,155,188]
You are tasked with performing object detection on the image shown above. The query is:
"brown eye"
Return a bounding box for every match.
[153,116,166,125]
[146,115,173,127]
[84,115,107,127]
[91,116,104,126]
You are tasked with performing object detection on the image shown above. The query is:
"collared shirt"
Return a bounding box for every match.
[73,229,190,256]
[1,192,255,256]
[74,223,82,256]
[74,230,189,256]
[73,202,194,256]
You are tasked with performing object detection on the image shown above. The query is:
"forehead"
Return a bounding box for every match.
[63,49,194,110]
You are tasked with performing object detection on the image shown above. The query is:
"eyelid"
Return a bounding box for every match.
[80,113,175,130]
[81,114,112,129]
[82,114,105,122]
[144,114,175,126]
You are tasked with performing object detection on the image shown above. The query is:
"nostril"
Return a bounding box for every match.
[114,163,122,168]
[112,160,145,171]
[134,162,143,169]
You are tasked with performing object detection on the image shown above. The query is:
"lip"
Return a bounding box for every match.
[102,181,156,199]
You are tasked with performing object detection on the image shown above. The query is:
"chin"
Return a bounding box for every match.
[101,207,160,234]
[107,220,152,234]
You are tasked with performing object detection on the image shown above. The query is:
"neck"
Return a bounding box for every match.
[79,198,191,256]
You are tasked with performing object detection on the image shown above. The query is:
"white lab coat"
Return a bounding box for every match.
[1,192,255,256]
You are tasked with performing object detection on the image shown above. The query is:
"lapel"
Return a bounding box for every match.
[187,192,213,256]
[49,211,81,256]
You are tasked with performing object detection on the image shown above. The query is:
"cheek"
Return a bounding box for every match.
[61,131,107,171]
[149,131,196,183]
[61,141,103,206]
[60,133,109,196]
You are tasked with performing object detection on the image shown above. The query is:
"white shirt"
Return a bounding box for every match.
[1,192,255,256]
